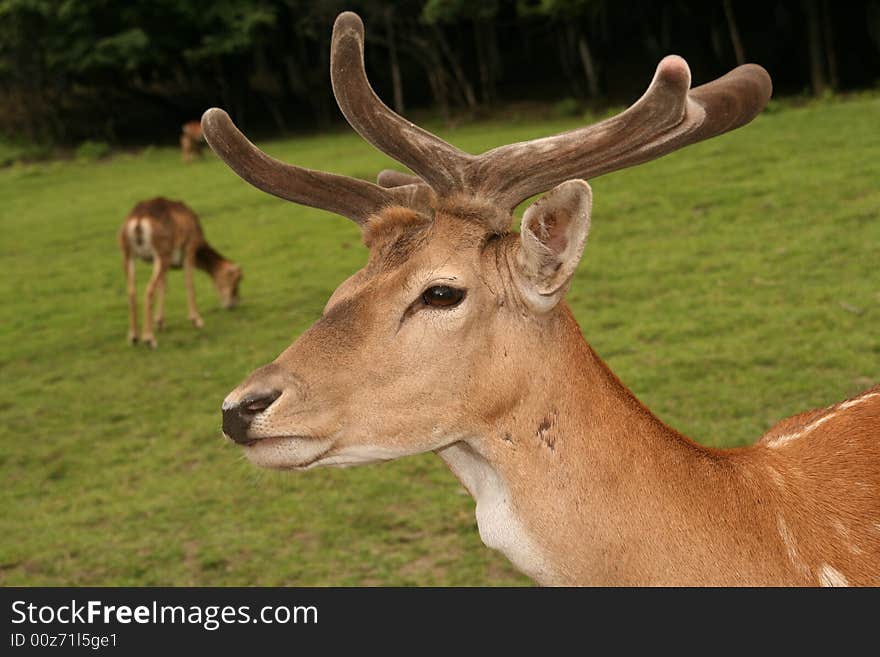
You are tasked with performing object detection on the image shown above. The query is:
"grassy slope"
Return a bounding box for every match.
[0,97,877,585]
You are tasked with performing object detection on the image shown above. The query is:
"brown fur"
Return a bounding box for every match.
[362,206,428,249]
[180,121,205,162]
[206,11,873,586]
[118,197,242,348]
[222,207,879,586]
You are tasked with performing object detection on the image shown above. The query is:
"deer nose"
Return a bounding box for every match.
[221,390,281,444]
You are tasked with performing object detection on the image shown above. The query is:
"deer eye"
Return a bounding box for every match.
[421,285,465,308]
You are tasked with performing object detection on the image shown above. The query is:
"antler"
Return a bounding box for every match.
[470,57,773,209]
[204,11,772,228]
[329,12,770,214]
[201,108,429,225]
[331,12,474,197]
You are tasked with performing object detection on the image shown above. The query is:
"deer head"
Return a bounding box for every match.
[214,262,243,309]
[207,12,771,472]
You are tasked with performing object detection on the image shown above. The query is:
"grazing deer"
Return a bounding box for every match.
[206,12,879,585]
[118,198,242,348]
[180,120,205,162]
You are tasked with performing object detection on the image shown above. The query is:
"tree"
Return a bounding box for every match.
[822,0,839,90]
[722,0,746,66]
[423,0,498,109]
[519,0,603,99]
[803,0,827,95]
[384,5,405,113]
[2,0,879,145]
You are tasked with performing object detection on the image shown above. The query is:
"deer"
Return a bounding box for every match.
[180,120,206,162]
[204,12,879,586]
[118,197,242,349]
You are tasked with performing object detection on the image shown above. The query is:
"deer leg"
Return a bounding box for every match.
[180,136,191,163]
[184,251,204,329]
[124,253,138,345]
[142,258,168,349]
[154,273,167,330]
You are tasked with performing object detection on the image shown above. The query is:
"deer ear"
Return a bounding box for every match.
[515,179,592,313]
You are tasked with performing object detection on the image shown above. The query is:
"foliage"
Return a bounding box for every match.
[422,0,499,23]
[1,98,878,585]
[0,137,50,165]
[0,0,878,143]
[517,0,602,19]
[184,2,277,60]
[552,96,580,116]
[74,139,111,161]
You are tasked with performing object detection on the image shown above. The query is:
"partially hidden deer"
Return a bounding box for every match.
[180,120,205,162]
[119,198,242,348]
[205,12,879,586]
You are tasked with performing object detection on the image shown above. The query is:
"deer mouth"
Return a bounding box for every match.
[238,435,336,471]
[237,434,310,447]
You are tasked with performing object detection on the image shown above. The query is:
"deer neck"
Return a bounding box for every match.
[437,305,779,586]
[194,243,228,279]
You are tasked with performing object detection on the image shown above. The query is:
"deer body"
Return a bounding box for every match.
[119,198,241,348]
[203,12,878,585]
[180,120,205,162]
[437,292,880,586]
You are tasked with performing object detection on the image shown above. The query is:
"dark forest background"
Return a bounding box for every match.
[2,0,879,145]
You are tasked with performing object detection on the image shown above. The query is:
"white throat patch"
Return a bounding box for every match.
[437,442,557,585]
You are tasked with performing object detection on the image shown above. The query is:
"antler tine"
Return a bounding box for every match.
[376,169,423,188]
[331,12,473,197]
[470,56,772,211]
[688,63,774,134]
[202,108,411,225]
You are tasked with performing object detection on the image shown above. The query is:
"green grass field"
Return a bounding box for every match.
[1,96,878,586]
